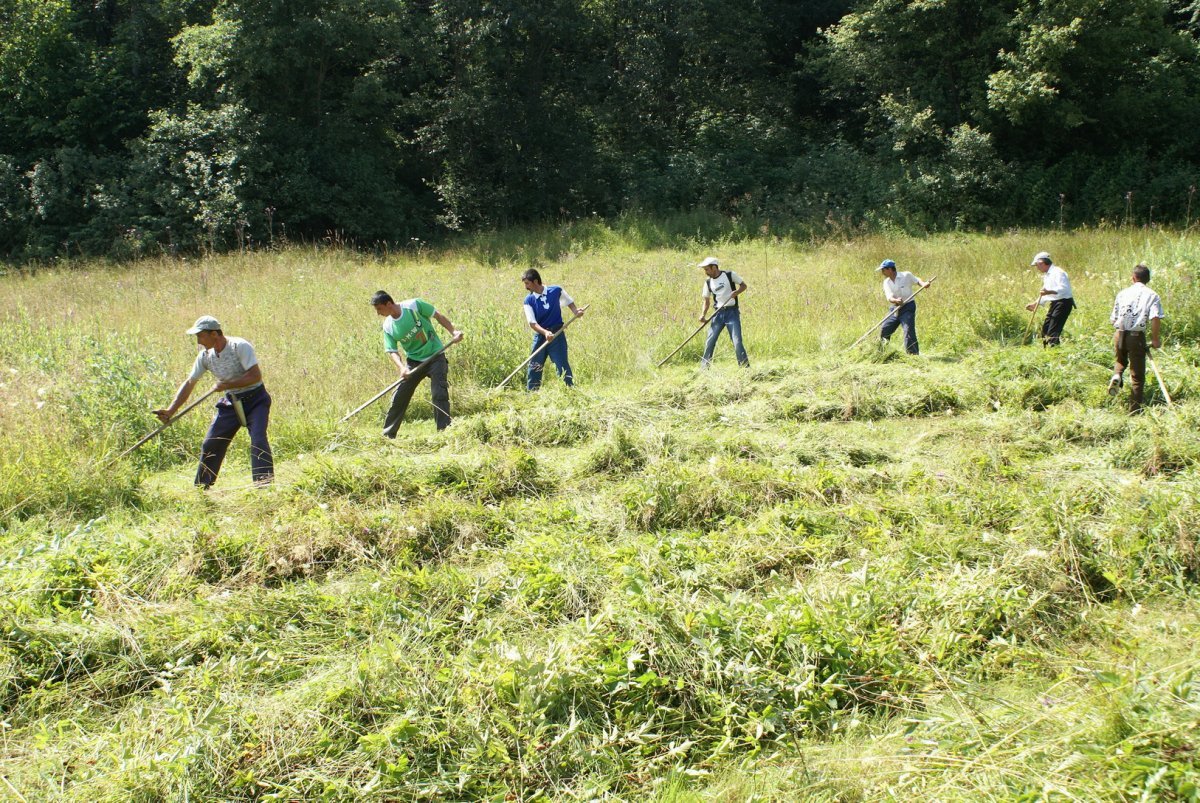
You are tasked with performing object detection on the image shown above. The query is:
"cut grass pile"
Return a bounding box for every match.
[2,351,1199,799]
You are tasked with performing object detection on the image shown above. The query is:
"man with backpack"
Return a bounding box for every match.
[698,257,749,367]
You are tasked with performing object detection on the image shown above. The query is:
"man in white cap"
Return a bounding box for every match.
[876,259,932,354]
[154,316,273,487]
[1025,251,1074,346]
[698,257,749,367]
[1109,263,1164,413]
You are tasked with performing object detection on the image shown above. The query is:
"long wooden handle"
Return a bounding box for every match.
[111,388,218,462]
[495,305,591,389]
[1021,297,1041,344]
[656,296,735,368]
[1148,353,1174,408]
[845,276,938,352]
[340,338,459,424]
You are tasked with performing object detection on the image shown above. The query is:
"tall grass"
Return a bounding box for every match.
[1,227,1200,800]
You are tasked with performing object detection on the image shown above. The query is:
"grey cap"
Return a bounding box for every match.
[186,315,222,334]
[1031,251,1051,265]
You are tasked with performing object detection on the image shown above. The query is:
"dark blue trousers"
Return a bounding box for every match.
[196,385,274,487]
[527,330,573,390]
[880,301,919,354]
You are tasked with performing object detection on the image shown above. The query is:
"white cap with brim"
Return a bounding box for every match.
[186,315,222,334]
[1031,251,1051,265]
[698,257,720,268]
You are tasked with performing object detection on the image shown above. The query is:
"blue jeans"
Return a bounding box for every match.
[527,330,573,390]
[702,307,749,367]
[880,301,919,354]
[196,385,273,487]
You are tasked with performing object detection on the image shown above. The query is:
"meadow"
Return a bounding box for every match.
[1,225,1199,800]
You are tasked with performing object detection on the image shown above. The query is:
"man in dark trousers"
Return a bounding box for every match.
[153,315,273,487]
[1108,264,1165,413]
[877,259,932,354]
[1026,251,1075,346]
[521,269,584,390]
[371,291,464,436]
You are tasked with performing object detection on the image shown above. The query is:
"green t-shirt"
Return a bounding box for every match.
[382,299,444,361]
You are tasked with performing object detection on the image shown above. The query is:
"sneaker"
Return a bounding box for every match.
[1107,375,1123,396]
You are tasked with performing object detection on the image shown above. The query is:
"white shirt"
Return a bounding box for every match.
[1111,283,1164,331]
[702,270,744,308]
[1038,265,1073,305]
[188,337,261,388]
[883,271,923,304]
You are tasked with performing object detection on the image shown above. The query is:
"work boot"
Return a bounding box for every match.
[1107,374,1123,396]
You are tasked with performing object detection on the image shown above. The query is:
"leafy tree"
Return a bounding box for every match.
[172,0,440,243]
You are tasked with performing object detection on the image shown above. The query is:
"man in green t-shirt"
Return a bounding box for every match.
[370,291,465,436]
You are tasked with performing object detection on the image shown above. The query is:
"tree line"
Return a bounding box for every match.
[2,0,1199,260]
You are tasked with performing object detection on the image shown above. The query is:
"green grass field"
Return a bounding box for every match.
[2,227,1199,800]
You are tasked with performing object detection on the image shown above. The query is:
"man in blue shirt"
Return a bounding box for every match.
[522,269,584,390]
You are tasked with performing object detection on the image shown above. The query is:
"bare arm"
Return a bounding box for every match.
[153,378,199,422]
[732,281,748,299]
[433,311,464,344]
[215,363,262,391]
[388,351,409,376]
[699,295,712,322]
[1150,317,1161,349]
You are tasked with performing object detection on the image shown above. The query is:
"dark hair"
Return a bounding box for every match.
[1133,263,1151,283]
[370,290,393,306]
[521,268,542,283]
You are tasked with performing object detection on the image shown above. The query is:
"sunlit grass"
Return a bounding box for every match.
[1,226,1199,800]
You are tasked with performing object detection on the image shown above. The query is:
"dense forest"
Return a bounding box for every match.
[2,0,1200,259]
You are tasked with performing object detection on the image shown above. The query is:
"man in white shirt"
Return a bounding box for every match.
[699,256,749,367]
[1025,251,1075,346]
[1109,263,1165,413]
[877,259,932,354]
[153,315,273,487]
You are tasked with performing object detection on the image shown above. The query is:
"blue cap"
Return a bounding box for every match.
[876,259,896,271]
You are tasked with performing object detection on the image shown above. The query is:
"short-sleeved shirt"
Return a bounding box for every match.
[883,271,923,304]
[188,337,261,390]
[524,285,574,329]
[702,270,744,308]
[382,298,444,361]
[1038,265,1074,305]
[1111,284,1164,331]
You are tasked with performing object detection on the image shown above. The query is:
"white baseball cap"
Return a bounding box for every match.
[1031,251,1051,265]
[698,257,720,268]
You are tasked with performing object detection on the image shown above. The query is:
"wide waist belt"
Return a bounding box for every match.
[227,383,265,398]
